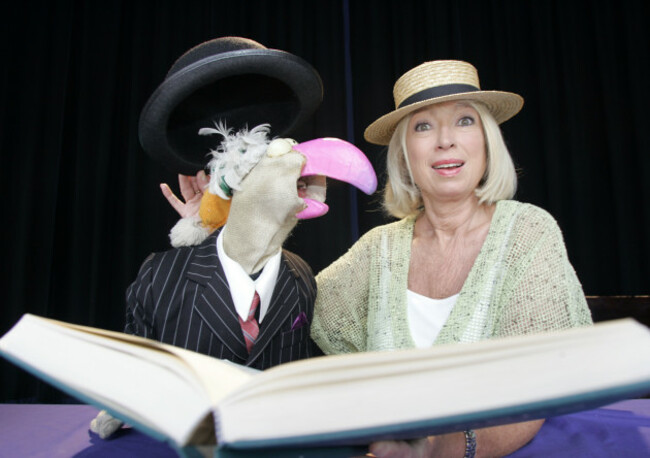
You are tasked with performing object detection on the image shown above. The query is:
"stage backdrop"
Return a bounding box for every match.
[2,0,648,402]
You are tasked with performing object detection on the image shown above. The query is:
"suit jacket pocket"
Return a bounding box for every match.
[277,325,311,362]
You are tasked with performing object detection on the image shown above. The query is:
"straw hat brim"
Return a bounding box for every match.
[139,49,323,175]
[364,90,523,146]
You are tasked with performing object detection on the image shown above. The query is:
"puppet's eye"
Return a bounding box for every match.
[239,147,247,154]
[267,138,295,157]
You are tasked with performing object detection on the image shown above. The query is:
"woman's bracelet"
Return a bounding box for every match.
[463,429,477,458]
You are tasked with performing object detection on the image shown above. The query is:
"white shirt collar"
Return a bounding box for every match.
[216,228,281,323]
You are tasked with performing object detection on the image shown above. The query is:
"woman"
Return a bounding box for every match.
[310,60,592,457]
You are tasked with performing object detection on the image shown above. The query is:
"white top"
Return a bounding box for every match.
[217,229,281,322]
[407,290,459,348]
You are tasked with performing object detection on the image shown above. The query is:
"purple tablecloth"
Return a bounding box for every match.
[1,400,649,457]
[0,404,176,457]
[509,399,650,457]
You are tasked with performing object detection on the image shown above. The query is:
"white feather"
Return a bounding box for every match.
[200,123,271,199]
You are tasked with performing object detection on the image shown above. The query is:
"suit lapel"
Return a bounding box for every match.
[247,255,300,364]
[187,231,249,360]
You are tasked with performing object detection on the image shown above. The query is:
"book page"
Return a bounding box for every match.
[161,347,259,405]
[0,315,252,446]
[214,319,650,446]
[49,317,259,404]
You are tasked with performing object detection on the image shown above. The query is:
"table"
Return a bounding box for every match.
[509,399,650,457]
[1,400,649,457]
[0,403,176,457]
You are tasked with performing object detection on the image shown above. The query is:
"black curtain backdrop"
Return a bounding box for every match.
[2,0,648,402]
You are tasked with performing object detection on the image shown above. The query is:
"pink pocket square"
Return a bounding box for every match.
[291,312,309,331]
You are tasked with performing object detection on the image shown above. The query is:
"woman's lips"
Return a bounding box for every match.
[432,159,464,176]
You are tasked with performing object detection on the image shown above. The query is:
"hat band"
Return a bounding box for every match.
[398,83,479,109]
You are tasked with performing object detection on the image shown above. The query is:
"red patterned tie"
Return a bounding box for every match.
[239,291,260,353]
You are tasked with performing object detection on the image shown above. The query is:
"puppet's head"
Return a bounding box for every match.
[137,36,377,255]
[169,123,377,250]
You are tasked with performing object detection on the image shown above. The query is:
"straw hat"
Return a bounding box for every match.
[139,37,323,174]
[364,60,523,145]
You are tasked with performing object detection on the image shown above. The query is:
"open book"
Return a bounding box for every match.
[2,314,650,457]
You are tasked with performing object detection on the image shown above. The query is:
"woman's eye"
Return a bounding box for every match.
[458,116,475,126]
[414,122,430,132]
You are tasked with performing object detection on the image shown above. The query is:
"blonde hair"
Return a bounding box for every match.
[383,101,517,218]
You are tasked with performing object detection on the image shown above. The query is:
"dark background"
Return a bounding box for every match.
[2,0,648,402]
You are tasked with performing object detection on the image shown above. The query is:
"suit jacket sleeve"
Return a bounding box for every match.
[124,253,157,339]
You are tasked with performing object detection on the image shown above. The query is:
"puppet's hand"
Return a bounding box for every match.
[160,171,209,219]
[89,410,124,439]
[162,171,214,247]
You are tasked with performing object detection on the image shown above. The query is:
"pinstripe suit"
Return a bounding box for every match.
[125,229,318,369]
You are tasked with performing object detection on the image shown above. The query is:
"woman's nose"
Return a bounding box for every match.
[436,127,455,150]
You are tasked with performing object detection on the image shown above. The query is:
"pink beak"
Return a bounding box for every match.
[292,138,378,219]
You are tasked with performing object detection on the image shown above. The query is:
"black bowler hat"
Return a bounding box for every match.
[139,37,323,174]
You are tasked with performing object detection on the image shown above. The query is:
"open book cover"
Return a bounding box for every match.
[2,314,650,457]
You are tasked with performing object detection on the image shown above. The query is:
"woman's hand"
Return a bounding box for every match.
[368,420,544,458]
[160,171,209,219]
[369,437,437,458]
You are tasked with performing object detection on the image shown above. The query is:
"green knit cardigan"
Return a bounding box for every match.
[311,200,593,354]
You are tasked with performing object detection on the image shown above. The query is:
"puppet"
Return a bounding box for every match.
[90,37,377,439]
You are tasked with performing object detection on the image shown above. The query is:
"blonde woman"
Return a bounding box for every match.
[311,60,592,457]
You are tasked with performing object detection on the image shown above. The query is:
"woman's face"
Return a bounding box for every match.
[405,100,486,203]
